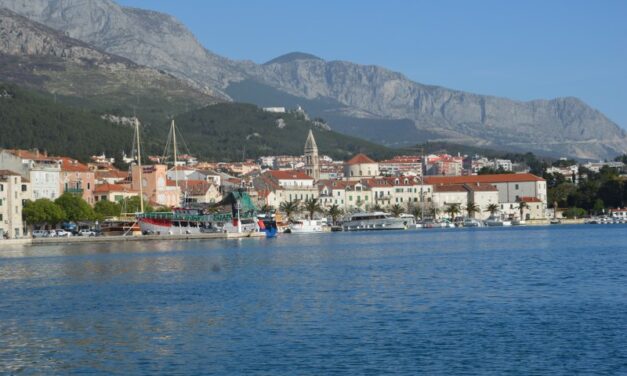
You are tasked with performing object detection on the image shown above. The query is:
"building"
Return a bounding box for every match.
[180,180,221,204]
[93,183,139,204]
[426,154,464,176]
[253,170,318,209]
[318,180,373,212]
[431,183,499,219]
[304,130,320,181]
[131,164,181,207]
[425,173,547,205]
[344,154,379,179]
[0,149,61,200]
[0,170,29,239]
[379,155,423,177]
[57,157,95,205]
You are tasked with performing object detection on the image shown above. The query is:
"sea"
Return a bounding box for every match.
[1,225,626,375]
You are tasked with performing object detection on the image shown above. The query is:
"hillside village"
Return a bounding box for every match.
[2,129,626,240]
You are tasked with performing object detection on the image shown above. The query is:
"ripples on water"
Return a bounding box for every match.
[1,225,627,374]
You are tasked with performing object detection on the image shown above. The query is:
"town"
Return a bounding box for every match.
[1,129,626,240]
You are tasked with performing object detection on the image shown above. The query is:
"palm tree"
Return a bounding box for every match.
[259,204,274,215]
[517,201,529,220]
[445,203,461,220]
[410,204,422,219]
[303,197,323,220]
[390,204,405,217]
[465,201,480,218]
[279,199,301,221]
[372,203,384,212]
[430,206,440,219]
[486,203,500,217]
[326,204,343,225]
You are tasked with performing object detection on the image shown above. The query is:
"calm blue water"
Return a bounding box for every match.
[1,225,627,375]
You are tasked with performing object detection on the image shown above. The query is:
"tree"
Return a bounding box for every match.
[23,199,65,226]
[372,203,384,212]
[465,201,480,218]
[326,204,343,225]
[517,201,529,220]
[94,200,122,219]
[54,193,94,222]
[445,203,461,219]
[430,206,440,219]
[593,198,605,215]
[486,203,500,217]
[390,204,405,217]
[121,196,153,213]
[259,204,274,215]
[303,198,323,220]
[279,199,301,221]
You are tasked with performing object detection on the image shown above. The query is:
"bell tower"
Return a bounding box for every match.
[304,129,320,181]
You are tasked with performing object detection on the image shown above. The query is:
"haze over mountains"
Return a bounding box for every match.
[1,0,626,160]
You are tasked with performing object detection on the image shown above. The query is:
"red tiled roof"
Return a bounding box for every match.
[267,170,313,180]
[518,196,542,203]
[6,149,56,161]
[433,184,468,193]
[425,173,544,185]
[463,183,498,192]
[57,157,91,172]
[346,153,376,165]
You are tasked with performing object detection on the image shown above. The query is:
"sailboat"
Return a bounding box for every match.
[136,120,261,235]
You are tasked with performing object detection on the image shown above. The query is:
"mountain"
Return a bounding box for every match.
[2,0,626,160]
[0,7,217,125]
[0,8,391,162]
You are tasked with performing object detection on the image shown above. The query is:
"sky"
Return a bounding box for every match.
[118,0,627,128]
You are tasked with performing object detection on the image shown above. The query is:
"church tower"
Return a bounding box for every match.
[304,129,320,181]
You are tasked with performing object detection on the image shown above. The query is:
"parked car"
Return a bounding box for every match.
[32,230,48,238]
[78,229,96,237]
[55,229,72,237]
[46,230,58,237]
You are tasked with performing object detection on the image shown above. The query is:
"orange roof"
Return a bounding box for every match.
[518,196,542,203]
[346,153,376,165]
[57,157,91,172]
[425,173,544,185]
[463,183,498,192]
[433,184,468,193]
[94,183,136,193]
[267,170,313,180]
[6,149,56,161]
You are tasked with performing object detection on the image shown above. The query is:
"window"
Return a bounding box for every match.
[0,184,2,191]
[515,184,519,190]
[349,195,353,201]
[0,199,2,206]
[0,214,2,220]
[21,185,27,192]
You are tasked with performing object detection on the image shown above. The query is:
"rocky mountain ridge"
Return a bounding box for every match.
[2,0,626,159]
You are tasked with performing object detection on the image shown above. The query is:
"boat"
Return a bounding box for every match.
[462,217,482,227]
[511,219,526,226]
[399,214,418,229]
[100,218,141,236]
[550,218,562,225]
[286,219,329,234]
[138,190,261,235]
[341,212,408,231]
[485,216,512,226]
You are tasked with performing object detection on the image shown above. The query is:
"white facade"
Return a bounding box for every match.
[0,172,29,239]
[0,150,61,200]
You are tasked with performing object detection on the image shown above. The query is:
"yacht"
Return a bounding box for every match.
[485,216,512,227]
[286,219,329,234]
[342,212,408,231]
[462,217,482,227]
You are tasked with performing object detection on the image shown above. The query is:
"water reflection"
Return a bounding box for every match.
[1,226,627,374]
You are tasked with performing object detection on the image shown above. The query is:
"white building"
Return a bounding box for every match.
[0,170,30,239]
[344,154,379,180]
[0,149,61,200]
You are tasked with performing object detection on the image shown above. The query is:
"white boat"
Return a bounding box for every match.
[342,212,408,231]
[511,219,526,226]
[462,218,482,227]
[485,216,512,226]
[399,214,418,229]
[287,219,328,234]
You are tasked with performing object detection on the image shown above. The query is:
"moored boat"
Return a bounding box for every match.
[287,219,329,234]
[341,212,408,231]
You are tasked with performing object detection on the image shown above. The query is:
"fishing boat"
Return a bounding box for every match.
[462,217,483,227]
[341,212,408,231]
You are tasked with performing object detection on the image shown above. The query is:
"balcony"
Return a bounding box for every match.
[65,188,84,195]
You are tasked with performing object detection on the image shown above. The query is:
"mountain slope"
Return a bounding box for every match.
[2,0,626,159]
[0,7,217,124]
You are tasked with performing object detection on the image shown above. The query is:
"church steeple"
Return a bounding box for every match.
[304,129,320,181]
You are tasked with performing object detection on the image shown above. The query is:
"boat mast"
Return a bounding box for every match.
[135,122,144,213]
[172,120,179,192]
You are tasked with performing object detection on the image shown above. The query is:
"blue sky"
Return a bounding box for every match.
[118,0,627,127]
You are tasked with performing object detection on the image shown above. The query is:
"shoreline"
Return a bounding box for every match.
[2,231,266,247]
